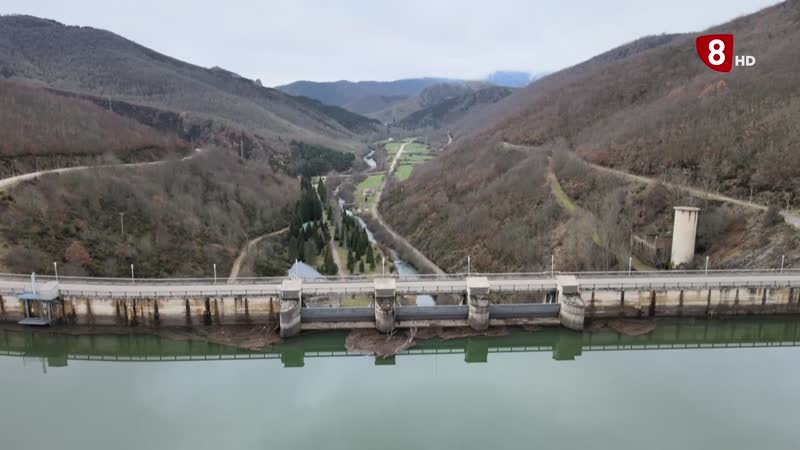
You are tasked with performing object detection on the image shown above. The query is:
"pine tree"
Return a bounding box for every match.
[321,222,330,242]
[314,229,324,251]
[318,179,327,202]
[346,249,354,272]
[288,236,298,262]
[297,237,305,262]
[322,248,337,275]
[366,245,375,270]
[359,228,368,256]
[347,230,358,256]
[304,240,317,262]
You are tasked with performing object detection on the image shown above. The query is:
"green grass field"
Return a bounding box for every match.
[386,139,433,181]
[355,174,384,211]
[395,165,414,181]
[385,141,405,155]
[402,142,429,154]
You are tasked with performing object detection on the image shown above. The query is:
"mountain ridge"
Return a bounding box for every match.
[0,14,380,157]
[277,78,459,114]
[381,0,800,274]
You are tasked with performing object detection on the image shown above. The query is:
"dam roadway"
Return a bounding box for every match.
[0,269,799,299]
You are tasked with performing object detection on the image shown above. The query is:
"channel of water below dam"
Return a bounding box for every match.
[341,194,434,306]
[1,317,799,449]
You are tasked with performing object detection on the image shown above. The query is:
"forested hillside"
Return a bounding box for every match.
[395,85,513,130]
[381,141,573,272]
[370,82,490,124]
[0,15,380,278]
[0,151,297,277]
[0,15,380,156]
[0,79,188,177]
[0,79,183,157]
[277,78,454,114]
[487,1,800,204]
[382,0,800,272]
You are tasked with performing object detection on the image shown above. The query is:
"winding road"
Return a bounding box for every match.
[371,140,445,275]
[502,142,800,230]
[584,160,800,230]
[441,132,453,150]
[227,227,289,282]
[0,148,204,192]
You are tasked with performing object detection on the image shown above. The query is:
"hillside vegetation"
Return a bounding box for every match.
[0,15,379,278]
[487,1,800,205]
[277,78,454,114]
[382,141,575,272]
[0,79,183,157]
[370,82,492,124]
[0,79,188,176]
[0,151,297,277]
[0,15,380,156]
[382,1,800,272]
[395,86,513,130]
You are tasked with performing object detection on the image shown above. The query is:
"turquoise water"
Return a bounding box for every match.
[1,319,799,450]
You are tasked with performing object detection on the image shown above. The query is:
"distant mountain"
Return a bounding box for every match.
[0,15,380,158]
[370,82,490,123]
[277,78,460,114]
[485,71,534,87]
[395,85,513,130]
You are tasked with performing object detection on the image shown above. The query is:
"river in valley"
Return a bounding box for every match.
[393,258,435,306]
[363,150,376,169]
[1,318,799,450]
[340,196,433,306]
[354,213,433,306]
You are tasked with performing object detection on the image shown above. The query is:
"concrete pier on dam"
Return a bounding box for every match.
[0,270,799,336]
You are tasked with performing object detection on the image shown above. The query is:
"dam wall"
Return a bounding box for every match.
[1,280,799,334]
[0,295,279,327]
[584,287,800,318]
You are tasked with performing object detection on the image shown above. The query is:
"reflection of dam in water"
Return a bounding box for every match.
[2,318,799,369]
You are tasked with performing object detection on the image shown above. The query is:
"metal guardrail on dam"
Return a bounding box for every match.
[0,269,799,298]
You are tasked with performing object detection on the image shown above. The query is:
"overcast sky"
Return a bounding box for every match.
[4,0,782,86]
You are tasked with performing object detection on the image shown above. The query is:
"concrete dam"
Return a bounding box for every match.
[1,269,799,336]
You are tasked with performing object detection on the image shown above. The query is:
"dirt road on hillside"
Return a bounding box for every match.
[502,142,800,231]
[372,141,445,274]
[227,227,289,282]
[0,148,204,192]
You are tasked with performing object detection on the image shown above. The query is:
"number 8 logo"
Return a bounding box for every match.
[696,34,733,72]
[708,39,725,66]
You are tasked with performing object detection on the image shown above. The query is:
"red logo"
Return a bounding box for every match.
[696,34,733,72]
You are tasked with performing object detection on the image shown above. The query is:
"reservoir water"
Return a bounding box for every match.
[1,318,799,450]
